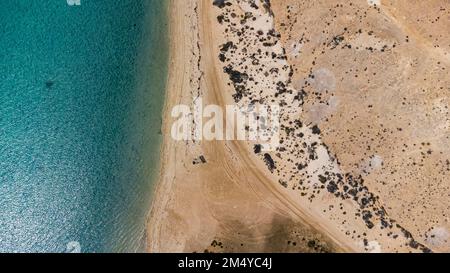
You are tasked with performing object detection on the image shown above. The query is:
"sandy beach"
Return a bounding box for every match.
[147,0,449,253]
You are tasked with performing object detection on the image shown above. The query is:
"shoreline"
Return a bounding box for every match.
[145,0,190,252]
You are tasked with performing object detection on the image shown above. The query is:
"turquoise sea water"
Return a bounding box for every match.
[0,0,168,252]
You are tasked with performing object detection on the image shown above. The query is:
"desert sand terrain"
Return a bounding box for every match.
[147,0,449,253]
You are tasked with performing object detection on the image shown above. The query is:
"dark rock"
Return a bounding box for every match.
[254,144,262,154]
[263,153,276,171]
[45,80,54,88]
[312,125,321,135]
[212,0,227,8]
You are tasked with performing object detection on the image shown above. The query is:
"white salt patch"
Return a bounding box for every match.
[368,0,380,6]
[426,227,449,247]
[367,241,382,253]
[306,144,339,185]
[308,68,336,93]
[288,41,302,58]
[362,155,383,175]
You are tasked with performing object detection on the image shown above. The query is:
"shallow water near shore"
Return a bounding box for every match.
[0,0,168,252]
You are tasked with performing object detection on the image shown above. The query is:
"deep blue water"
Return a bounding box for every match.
[0,0,168,252]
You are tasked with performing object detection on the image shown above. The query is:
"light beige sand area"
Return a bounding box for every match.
[272,0,449,252]
[147,0,449,253]
[147,0,343,253]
